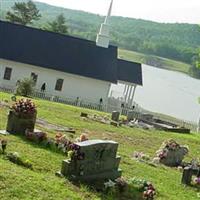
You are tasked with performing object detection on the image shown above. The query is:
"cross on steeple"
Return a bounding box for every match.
[96,0,113,48]
[104,0,113,24]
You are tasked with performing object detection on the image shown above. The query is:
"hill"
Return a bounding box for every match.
[0,92,200,200]
[118,49,191,74]
[2,1,200,76]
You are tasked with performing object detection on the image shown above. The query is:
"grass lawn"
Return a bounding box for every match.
[0,92,200,200]
[118,49,191,74]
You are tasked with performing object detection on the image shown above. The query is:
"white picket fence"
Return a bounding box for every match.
[0,86,197,131]
[0,87,110,112]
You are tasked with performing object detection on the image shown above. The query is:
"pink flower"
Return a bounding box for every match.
[194,177,200,184]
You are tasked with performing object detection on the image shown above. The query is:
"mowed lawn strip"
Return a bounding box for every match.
[0,92,200,200]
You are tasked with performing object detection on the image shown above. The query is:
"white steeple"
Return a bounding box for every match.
[96,0,113,48]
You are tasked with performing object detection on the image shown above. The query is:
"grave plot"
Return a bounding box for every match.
[154,139,188,167]
[181,160,200,186]
[127,111,191,133]
[60,139,122,183]
[6,99,37,134]
[36,118,75,134]
[80,111,126,127]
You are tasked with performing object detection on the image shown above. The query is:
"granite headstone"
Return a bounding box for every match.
[61,140,122,182]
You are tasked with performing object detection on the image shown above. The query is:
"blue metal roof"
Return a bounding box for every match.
[0,20,118,83]
[117,59,143,86]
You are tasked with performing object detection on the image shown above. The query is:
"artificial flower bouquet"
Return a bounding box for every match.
[11,98,36,116]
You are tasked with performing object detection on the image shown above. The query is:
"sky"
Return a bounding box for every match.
[34,0,200,24]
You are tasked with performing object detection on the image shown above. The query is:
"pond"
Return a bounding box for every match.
[110,64,200,123]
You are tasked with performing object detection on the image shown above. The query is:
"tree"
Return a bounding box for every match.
[45,14,68,34]
[188,52,200,78]
[6,1,41,25]
[196,52,200,68]
[16,78,35,97]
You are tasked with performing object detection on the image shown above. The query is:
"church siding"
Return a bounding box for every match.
[0,59,111,103]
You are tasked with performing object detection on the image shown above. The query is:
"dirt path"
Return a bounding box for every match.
[36,118,75,133]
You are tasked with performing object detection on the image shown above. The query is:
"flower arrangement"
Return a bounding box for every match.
[54,133,72,153]
[68,143,85,161]
[143,182,156,200]
[55,133,70,146]
[129,178,156,200]
[104,179,116,189]
[193,177,200,185]
[104,177,156,200]
[11,98,36,114]
[76,133,89,142]
[103,178,128,194]
[25,130,47,142]
[162,139,180,151]
[80,134,88,142]
[104,177,156,199]
[133,151,150,162]
[157,149,168,160]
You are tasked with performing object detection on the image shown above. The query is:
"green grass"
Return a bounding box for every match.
[0,92,200,200]
[118,49,191,74]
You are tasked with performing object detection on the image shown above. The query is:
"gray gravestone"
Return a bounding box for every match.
[111,111,120,122]
[181,166,200,185]
[80,112,88,118]
[60,140,122,182]
[6,111,37,134]
[160,147,188,167]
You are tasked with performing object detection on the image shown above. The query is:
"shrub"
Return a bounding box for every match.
[16,78,35,97]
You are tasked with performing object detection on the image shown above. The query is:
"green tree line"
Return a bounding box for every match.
[2,0,200,77]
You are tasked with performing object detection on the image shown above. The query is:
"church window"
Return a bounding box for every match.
[55,78,64,91]
[3,67,12,80]
[31,72,38,84]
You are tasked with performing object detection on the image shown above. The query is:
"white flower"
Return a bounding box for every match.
[104,180,116,188]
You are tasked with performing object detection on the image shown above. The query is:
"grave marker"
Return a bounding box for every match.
[111,111,120,122]
[6,99,37,134]
[60,139,122,182]
[181,166,200,185]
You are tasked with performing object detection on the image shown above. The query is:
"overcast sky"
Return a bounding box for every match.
[34,0,200,24]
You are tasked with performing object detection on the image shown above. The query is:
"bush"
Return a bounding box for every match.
[16,78,35,97]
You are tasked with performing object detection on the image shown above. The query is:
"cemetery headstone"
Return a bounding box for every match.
[6,99,37,134]
[181,160,200,185]
[111,111,120,122]
[80,112,88,118]
[155,139,189,167]
[60,140,122,182]
[181,166,200,185]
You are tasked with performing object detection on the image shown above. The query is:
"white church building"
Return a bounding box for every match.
[0,0,142,106]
